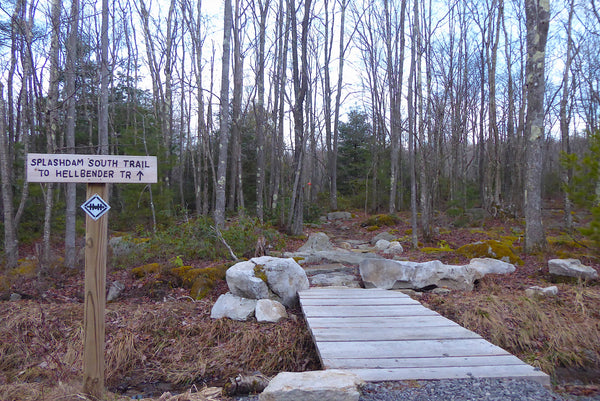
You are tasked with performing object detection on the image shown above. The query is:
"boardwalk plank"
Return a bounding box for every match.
[301,304,439,317]
[347,365,549,383]
[300,297,420,306]
[316,339,511,359]
[304,315,456,328]
[311,325,481,341]
[321,355,527,369]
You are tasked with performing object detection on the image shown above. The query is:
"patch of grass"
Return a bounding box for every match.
[123,216,283,265]
[0,298,321,399]
[426,282,600,378]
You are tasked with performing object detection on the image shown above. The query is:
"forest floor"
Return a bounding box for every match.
[1,201,599,401]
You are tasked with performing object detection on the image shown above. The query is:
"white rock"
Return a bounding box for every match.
[375,239,391,251]
[309,272,361,288]
[210,293,257,321]
[255,299,288,323]
[548,259,598,280]
[383,241,404,255]
[106,280,125,302]
[259,370,363,401]
[327,211,353,221]
[252,256,310,307]
[298,232,335,252]
[525,285,559,298]
[360,258,484,291]
[468,258,516,275]
[226,260,270,300]
[371,232,396,245]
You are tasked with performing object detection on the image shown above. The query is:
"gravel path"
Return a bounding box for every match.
[233,378,600,401]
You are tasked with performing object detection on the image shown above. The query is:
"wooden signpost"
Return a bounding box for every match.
[26,153,157,398]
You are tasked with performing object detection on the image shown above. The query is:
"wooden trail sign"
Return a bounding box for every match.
[26,153,157,398]
[27,153,157,183]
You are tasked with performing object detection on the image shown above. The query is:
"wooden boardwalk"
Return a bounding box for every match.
[299,287,549,385]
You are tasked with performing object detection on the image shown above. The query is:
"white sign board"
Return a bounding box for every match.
[26,153,158,183]
[81,194,111,220]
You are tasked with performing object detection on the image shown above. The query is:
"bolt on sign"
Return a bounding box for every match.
[26,153,157,398]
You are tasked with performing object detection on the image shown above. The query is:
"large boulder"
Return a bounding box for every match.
[359,258,516,291]
[210,293,257,321]
[468,258,516,275]
[254,256,310,307]
[371,231,396,245]
[226,256,309,307]
[298,232,334,252]
[548,259,598,280]
[259,370,362,401]
[327,211,353,221]
[287,232,383,266]
[226,261,270,300]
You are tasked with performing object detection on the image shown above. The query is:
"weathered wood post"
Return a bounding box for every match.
[82,183,109,397]
[26,153,157,399]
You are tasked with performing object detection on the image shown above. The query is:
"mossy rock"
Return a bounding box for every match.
[188,264,231,299]
[131,262,162,277]
[361,214,399,227]
[366,225,379,232]
[9,259,38,279]
[456,240,523,265]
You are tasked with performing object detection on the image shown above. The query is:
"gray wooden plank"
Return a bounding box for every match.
[304,315,456,328]
[316,339,511,359]
[299,288,407,298]
[346,365,550,385]
[322,354,527,369]
[300,297,420,306]
[311,325,481,341]
[301,304,439,317]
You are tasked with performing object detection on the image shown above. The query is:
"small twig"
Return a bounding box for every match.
[212,225,239,261]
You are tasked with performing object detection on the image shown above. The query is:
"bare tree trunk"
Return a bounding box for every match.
[488,0,503,207]
[230,0,244,212]
[42,0,62,268]
[64,0,79,269]
[524,0,549,252]
[254,0,270,222]
[386,0,406,214]
[288,0,312,236]
[0,84,19,269]
[560,0,575,231]
[408,0,418,249]
[214,0,233,228]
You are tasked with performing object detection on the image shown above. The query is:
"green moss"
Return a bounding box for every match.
[254,264,268,282]
[188,264,231,299]
[131,262,162,277]
[421,240,454,254]
[292,256,305,263]
[9,259,37,279]
[456,240,523,265]
[366,225,379,232]
[361,214,399,227]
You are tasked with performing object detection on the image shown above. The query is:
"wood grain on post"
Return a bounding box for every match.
[83,183,108,398]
